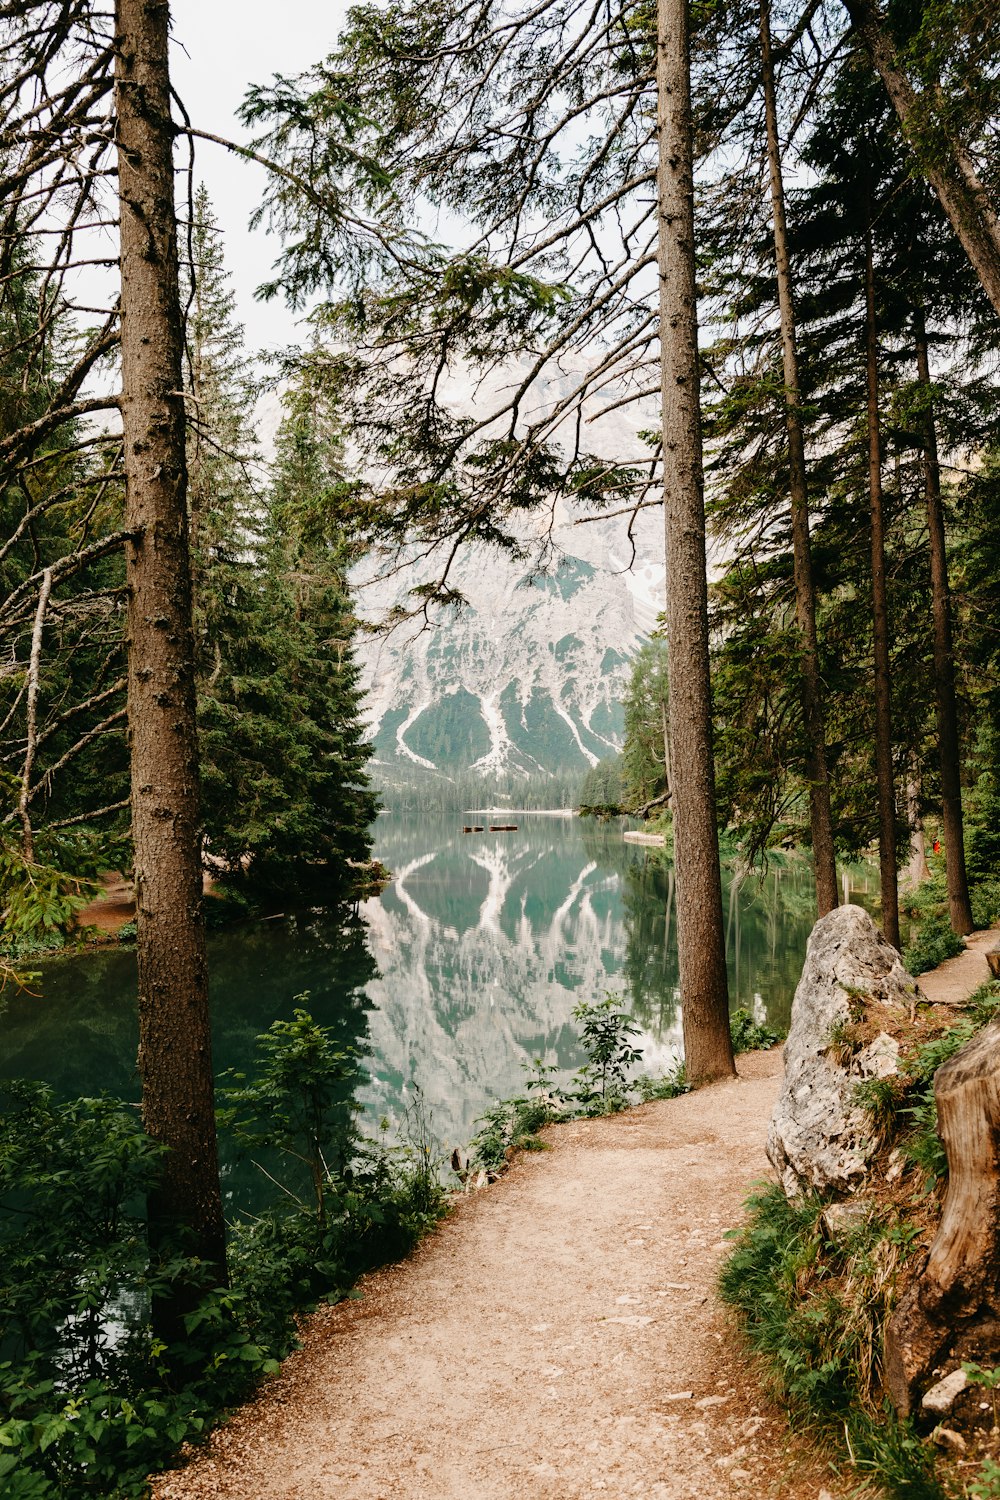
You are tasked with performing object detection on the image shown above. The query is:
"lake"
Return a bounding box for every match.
[2,814,876,1162]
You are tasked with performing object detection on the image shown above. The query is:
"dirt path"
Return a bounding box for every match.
[917,926,997,1006]
[155,1051,840,1500]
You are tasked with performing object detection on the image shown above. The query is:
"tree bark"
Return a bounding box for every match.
[114,0,227,1335]
[863,218,900,950]
[885,1021,1000,1414]
[905,760,931,887]
[759,0,838,918]
[913,307,974,935]
[843,0,1000,320]
[19,567,52,862]
[656,0,734,1085]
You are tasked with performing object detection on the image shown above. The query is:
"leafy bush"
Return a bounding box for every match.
[571,995,644,1114]
[467,1095,559,1174]
[729,1007,784,1054]
[971,877,1000,930]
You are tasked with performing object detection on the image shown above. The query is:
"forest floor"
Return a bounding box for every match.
[151,927,997,1500]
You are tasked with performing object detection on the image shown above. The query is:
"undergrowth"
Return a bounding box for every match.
[466,994,690,1175]
[0,1006,447,1498]
[899,861,1000,975]
[729,1007,784,1053]
[854,982,1000,1185]
[720,1186,945,1499]
[466,993,784,1177]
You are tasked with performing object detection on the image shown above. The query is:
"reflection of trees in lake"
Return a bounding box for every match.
[621,857,680,1033]
[582,823,828,1033]
[2,905,378,1215]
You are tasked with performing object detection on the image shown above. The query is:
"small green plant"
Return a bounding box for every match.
[854,1074,908,1148]
[963,1362,1000,1429]
[571,994,643,1114]
[218,1002,364,1225]
[634,1065,688,1102]
[968,981,1000,1029]
[467,1095,557,1174]
[729,1008,783,1054]
[969,1456,1000,1499]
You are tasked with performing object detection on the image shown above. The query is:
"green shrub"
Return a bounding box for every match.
[971,877,1000,930]
[0,1008,447,1497]
[634,1066,688,1102]
[729,1008,784,1054]
[467,1095,558,1174]
[903,911,965,975]
[570,995,644,1114]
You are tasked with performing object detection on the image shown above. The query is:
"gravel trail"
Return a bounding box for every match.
[154,1050,841,1500]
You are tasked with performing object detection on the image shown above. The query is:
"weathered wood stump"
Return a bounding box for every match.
[986,945,1000,980]
[885,1019,1000,1415]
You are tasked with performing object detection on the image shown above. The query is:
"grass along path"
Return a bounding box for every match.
[155,1050,840,1500]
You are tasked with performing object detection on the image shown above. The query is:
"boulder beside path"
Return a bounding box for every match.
[767,904,918,1198]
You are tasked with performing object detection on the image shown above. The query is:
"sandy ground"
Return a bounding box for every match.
[75,871,217,936]
[916,926,998,1006]
[76,872,135,934]
[154,1051,842,1500]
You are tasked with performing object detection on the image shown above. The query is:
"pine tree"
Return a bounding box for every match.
[114,0,227,1332]
[621,637,671,816]
[198,368,377,896]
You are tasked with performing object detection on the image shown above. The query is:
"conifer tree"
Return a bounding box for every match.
[621,637,671,816]
[114,0,227,1324]
[197,367,377,896]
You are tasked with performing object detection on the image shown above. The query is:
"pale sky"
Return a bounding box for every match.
[170,0,350,351]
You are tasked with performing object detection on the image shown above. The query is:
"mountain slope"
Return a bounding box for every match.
[361,519,665,786]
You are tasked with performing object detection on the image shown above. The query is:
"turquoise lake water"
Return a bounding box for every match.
[2,814,877,1159]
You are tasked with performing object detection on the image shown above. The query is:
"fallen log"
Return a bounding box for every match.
[885,1018,1000,1415]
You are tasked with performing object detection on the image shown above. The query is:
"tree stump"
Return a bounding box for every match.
[986,946,1000,981]
[885,1020,1000,1415]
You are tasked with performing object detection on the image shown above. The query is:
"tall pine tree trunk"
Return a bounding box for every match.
[914,306,974,935]
[114,0,227,1336]
[656,0,734,1084]
[759,0,838,917]
[843,0,1000,319]
[863,218,900,949]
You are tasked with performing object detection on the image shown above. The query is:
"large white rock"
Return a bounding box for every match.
[767,904,919,1198]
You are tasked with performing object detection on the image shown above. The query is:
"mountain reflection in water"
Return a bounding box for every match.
[2,814,876,1158]
[358,814,874,1146]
